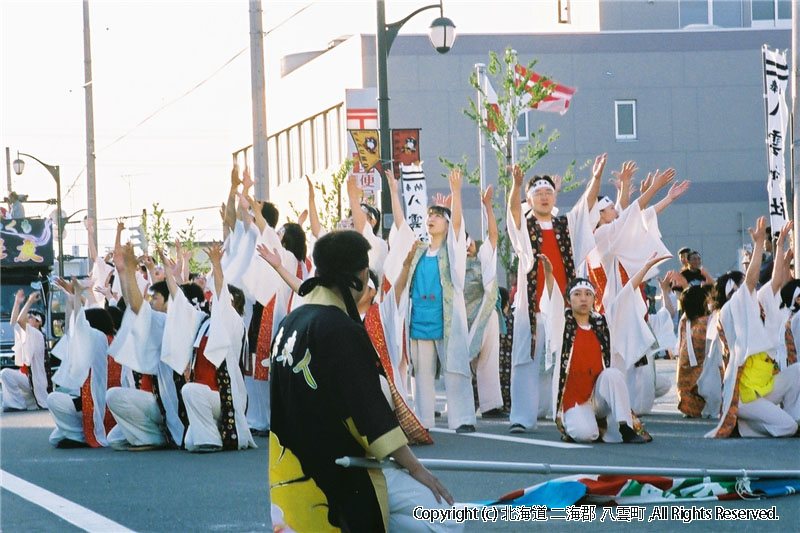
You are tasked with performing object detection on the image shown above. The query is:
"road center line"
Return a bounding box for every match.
[1,469,135,533]
[430,428,591,449]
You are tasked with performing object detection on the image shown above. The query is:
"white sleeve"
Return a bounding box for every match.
[160,290,206,373]
[606,283,656,369]
[447,216,467,290]
[566,189,599,268]
[384,221,417,288]
[539,279,565,371]
[362,224,389,283]
[204,285,244,368]
[108,302,167,375]
[506,203,534,275]
[477,240,497,288]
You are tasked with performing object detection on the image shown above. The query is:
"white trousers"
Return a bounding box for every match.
[562,368,634,443]
[46,391,86,445]
[473,312,503,414]
[410,339,476,429]
[181,382,222,451]
[509,321,551,429]
[385,467,465,532]
[628,363,671,416]
[106,387,167,447]
[1,368,39,410]
[244,376,269,431]
[737,364,800,437]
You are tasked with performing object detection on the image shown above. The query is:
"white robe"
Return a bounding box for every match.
[108,301,184,445]
[705,285,774,438]
[7,323,48,408]
[49,307,110,445]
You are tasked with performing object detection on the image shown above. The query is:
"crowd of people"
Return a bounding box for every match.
[2,156,800,531]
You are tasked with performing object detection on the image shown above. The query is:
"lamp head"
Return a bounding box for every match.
[12,159,24,175]
[429,16,456,54]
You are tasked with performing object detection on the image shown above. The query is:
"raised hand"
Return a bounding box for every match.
[14,289,25,305]
[346,174,361,201]
[611,161,637,185]
[591,153,608,181]
[508,165,524,189]
[552,174,563,194]
[256,243,283,269]
[749,216,767,245]
[237,192,251,211]
[242,165,254,192]
[204,242,224,265]
[646,251,673,267]
[640,173,654,195]
[231,163,241,189]
[481,185,494,208]
[776,219,793,249]
[297,210,308,227]
[666,180,690,201]
[448,168,463,193]
[537,253,553,278]
[432,192,452,209]
[652,168,676,189]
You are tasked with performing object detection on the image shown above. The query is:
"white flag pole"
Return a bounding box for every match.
[336,456,800,479]
[476,63,487,238]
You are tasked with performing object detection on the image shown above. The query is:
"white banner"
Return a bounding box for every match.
[400,162,429,242]
[763,46,789,239]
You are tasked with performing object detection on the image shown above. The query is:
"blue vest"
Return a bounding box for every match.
[410,254,444,339]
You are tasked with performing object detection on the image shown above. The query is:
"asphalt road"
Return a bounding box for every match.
[2,360,799,533]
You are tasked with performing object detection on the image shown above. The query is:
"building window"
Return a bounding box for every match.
[558,0,570,23]
[752,0,790,27]
[278,132,289,186]
[516,111,529,141]
[615,100,637,141]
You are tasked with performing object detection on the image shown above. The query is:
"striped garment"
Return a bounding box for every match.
[677,316,708,418]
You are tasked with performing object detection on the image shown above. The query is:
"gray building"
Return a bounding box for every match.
[261,12,790,280]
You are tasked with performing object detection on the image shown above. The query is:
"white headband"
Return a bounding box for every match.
[569,280,596,296]
[367,277,376,290]
[530,179,555,193]
[597,196,614,211]
[725,279,738,298]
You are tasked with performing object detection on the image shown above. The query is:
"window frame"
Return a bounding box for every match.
[614,99,637,141]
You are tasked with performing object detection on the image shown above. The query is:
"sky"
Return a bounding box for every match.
[1,0,552,256]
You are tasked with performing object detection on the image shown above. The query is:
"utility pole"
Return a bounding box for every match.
[83,0,98,248]
[5,147,11,193]
[249,0,269,201]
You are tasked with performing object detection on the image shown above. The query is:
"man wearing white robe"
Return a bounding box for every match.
[1,290,48,411]
[505,157,604,432]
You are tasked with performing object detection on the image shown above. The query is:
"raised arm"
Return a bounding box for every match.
[347,175,367,233]
[585,153,607,211]
[448,168,463,236]
[306,176,323,238]
[17,292,41,331]
[657,273,677,319]
[156,247,181,299]
[654,180,690,215]
[610,161,637,211]
[629,252,672,292]
[482,185,498,250]
[205,242,225,297]
[393,243,420,306]
[256,243,303,294]
[637,168,675,210]
[508,165,523,230]
[118,243,144,313]
[9,290,26,328]
[224,164,240,233]
[386,169,405,230]
[770,220,793,294]
[745,217,767,293]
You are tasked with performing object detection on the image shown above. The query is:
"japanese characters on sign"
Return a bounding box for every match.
[762,46,789,240]
[401,162,429,242]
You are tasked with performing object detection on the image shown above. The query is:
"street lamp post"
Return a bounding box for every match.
[12,152,64,277]
[376,0,456,236]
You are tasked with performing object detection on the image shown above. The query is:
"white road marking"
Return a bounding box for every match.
[1,469,135,533]
[430,428,591,449]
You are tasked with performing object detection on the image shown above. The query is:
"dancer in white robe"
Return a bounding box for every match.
[505,157,604,432]
[1,290,48,411]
